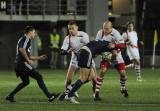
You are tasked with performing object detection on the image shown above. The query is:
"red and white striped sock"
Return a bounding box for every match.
[95,76,104,93]
[135,65,141,78]
[120,77,127,90]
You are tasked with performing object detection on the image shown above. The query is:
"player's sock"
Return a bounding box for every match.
[66,84,80,98]
[68,79,83,97]
[95,76,104,93]
[120,76,127,90]
[125,63,134,69]
[65,81,72,90]
[37,79,53,98]
[120,76,128,97]
[64,84,74,95]
[31,70,52,98]
[92,79,96,94]
[135,65,141,79]
[67,84,73,91]
[63,80,72,97]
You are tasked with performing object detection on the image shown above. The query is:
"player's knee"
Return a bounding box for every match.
[83,79,89,84]
[35,72,43,81]
[38,74,43,81]
[120,76,127,81]
[120,73,127,81]
[136,60,140,65]
[119,69,126,75]
[22,80,30,86]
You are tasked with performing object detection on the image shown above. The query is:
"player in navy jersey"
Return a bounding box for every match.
[59,40,116,104]
[6,26,59,102]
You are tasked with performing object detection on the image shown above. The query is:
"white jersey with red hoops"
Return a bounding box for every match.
[122,31,140,60]
[61,31,90,67]
[95,28,125,64]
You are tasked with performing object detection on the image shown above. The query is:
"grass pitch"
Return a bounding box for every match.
[0,68,160,111]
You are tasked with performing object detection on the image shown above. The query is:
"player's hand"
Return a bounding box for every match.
[139,41,144,46]
[108,43,115,48]
[111,50,117,58]
[67,48,75,53]
[130,44,135,48]
[39,55,48,61]
[27,59,34,65]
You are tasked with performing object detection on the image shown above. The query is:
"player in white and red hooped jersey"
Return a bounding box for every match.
[94,21,128,101]
[122,22,142,81]
[60,21,96,99]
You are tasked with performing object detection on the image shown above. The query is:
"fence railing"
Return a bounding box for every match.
[4,0,87,16]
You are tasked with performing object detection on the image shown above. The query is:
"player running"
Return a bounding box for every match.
[94,21,128,101]
[122,22,142,81]
[6,26,59,102]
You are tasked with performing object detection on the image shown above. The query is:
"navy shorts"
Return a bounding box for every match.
[77,49,92,68]
[15,61,34,77]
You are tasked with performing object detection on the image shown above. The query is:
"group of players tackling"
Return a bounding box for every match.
[6,20,142,104]
[59,20,142,104]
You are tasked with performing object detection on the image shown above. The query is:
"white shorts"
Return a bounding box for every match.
[127,46,140,60]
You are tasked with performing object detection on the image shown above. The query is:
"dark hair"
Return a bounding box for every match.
[24,26,35,34]
[68,21,77,26]
[126,21,134,28]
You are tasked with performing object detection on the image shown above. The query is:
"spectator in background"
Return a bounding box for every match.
[49,28,60,69]
[16,0,27,15]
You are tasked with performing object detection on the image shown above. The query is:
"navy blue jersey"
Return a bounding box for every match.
[86,41,112,57]
[15,36,31,62]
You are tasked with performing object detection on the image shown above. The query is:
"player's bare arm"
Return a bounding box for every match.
[19,48,33,64]
[30,55,48,61]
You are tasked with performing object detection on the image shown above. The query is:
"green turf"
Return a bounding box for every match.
[0,68,160,111]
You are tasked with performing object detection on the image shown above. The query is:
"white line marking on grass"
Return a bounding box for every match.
[7,101,160,106]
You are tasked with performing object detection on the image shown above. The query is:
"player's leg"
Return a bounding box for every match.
[88,67,97,93]
[50,51,54,69]
[53,51,59,69]
[66,67,91,104]
[115,63,128,97]
[66,49,92,104]
[60,57,80,99]
[68,49,91,97]
[6,67,30,102]
[128,48,142,80]
[59,65,78,101]
[133,58,142,81]
[94,60,110,101]
[65,54,79,89]
[65,65,77,89]
[91,66,97,94]
[29,69,59,102]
